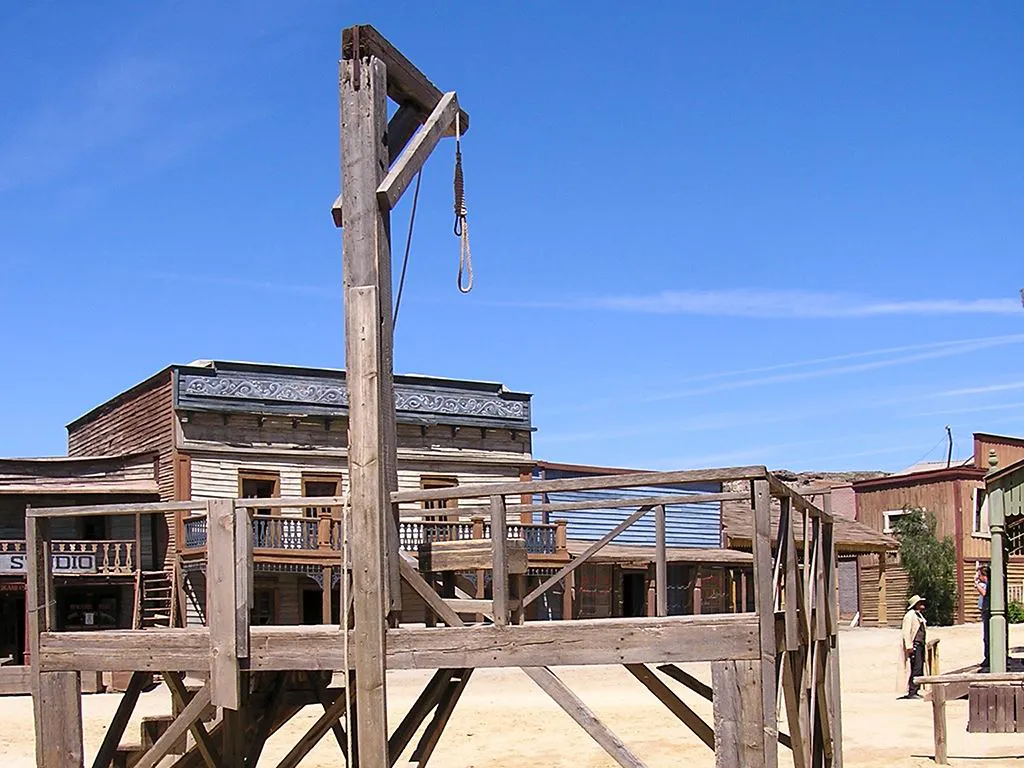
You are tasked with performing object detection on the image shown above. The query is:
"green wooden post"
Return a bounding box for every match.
[988,485,1008,673]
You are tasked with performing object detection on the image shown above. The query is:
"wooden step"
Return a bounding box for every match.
[112,743,142,768]
[141,715,186,754]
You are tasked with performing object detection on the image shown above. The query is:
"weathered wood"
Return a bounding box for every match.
[508,491,749,517]
[163,671,220,768]
[713,660,766,768]
[522,505,654,608]
[134,684,212,768]
[388,669,455,762]
[91,672,148,768]
[308,672,349,755]
[491,495,509,626]
[235,505,252,659]
[442,598,497,615]
[387,103,425,166]
[418,538,527,574]
[931,682,947,764]
[779,652,808,768]
[41,615,761,672]
[36,671,84,768]
[276,687,350,768]
[657,664,713,701]
[915,672,1024,684]
[399,555,465,628]
[393,466,769,504]
[377,91,458,210]
[342,25,470,132]
[244,672,289,768]
[625,664,713,750]
[751,479,779,767]
[410,669,472,767]
[655,505,668,617]
[207,498,240,710]
[27,499,205,518]
[783,513,801,652]
[523,667,644,768]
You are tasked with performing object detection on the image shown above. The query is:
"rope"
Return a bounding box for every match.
[453,113,473,293]
[341,495,353,765]
[393,168,423,325]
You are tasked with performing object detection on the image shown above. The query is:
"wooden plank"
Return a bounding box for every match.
[1016,686,1024,733]
[780,652,808,768]
[91,672,148,768]
[656,664,713,702]
[387,103,425,166]
[399,555,465,628]
[377,91,458,210]
[341,25,470,132]
[28,499,205,518]
[522,505,653,609]
[207,498,240,710]
[40,615,761,672]
[713,660,766,768]
[418,537,527,574]
[234,504,252,659]
[916,672,1024,684]
[410,669,473,767]
[783,513,801,651]
[442,598,494,615]
[491,495,509,625]
[523,667,644,768]
[276,687,350,768]
[393,466,769,504]
[932,683,948,764]
[751,479,779,767]
[244,672,289,768]
[36,671,84,768]
[655,505,667,617]
[164,672,220,768]
[624,664,713,750]
[388,669,455,762]
[309,672,349,755]
[134,684,212,768]
[508,490,749,517]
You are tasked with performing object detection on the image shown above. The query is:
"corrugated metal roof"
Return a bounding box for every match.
[566,541,751,565]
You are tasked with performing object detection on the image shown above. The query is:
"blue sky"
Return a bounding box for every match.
[1,2,1022,472]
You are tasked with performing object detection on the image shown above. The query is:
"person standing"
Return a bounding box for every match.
[975,565,991,670]
[901,595,927,699]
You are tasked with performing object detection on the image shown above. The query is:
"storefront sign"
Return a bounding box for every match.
[0,553,97,575]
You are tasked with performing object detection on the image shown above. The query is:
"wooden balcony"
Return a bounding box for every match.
[0,538,137,576]
[180,511,568,564]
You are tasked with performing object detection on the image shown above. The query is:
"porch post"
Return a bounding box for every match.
[988,486,1007,673]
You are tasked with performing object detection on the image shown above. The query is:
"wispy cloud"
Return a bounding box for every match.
[503,288,1022,319]
[934,382,1024,397]
[142,271,337,298]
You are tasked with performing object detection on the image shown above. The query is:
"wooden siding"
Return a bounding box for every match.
[0,454,157,494]
[67,377,175,564]
[975,434,1024,473]
[838,556,858,619]
[857,554,910,627]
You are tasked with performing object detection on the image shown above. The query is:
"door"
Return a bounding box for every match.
[621,571,647,617]
[0,591,25,664]
[301,589,322,624]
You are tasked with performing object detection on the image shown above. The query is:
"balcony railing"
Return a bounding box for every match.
[0,539,136,575]
[181,513,565,557]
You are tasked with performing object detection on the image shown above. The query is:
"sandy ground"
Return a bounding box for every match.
[3,623,1023,767]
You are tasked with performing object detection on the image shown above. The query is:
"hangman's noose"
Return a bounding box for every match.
[453,112,473,293]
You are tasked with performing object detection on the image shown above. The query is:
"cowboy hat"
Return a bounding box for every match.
[907,594,926,610]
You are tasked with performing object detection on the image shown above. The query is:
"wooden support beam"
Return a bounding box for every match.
[751,479,780,767]
[342,25,470,132]
[780,652,808,768]
[36,672,84,768]
[625,664,713,750]
[388,669,456,762]
[522,505,653,608]
[393,466,769,504]
[655,505,668,617]
[377,91,458,210]
[164,671,220,768]
[657,664,713,701]
[207,498,241,710]
[91,672,148,768]
[275,688,350,768]
[418,538,527,574]
[523,667,644,768]
[399,555,465,628]
[931,683,948,765]
[387,103,425,165]
[491,495,509,625]
[410,670,472,767]
[135,684,213,768]
[713,660,767,768]
[309,672,349,756]
[244,672,289,768]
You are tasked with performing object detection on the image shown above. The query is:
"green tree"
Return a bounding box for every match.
[891,507,957,626]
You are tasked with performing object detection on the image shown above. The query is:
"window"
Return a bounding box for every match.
[973,488,990,535]
[882,510,906,535]
[420,476,459,522]
[240,470,280,546]
[251,589,275,626]
[302,474,343,519]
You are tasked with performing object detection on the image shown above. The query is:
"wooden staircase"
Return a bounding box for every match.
[138,571,174,629]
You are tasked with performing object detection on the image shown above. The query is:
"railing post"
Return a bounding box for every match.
[554,519,567,555]
[207,499,248,711]
[750,478,779,768]
[472,516,484,539]
[655,504,668,617]
[491,496,509,626]
[318,508,332,551]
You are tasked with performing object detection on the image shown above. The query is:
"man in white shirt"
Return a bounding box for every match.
[901,595,927,699]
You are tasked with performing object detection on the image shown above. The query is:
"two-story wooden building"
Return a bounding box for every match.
[0,453,160,693]
[854,432,1024,626]
[64,360,548,626]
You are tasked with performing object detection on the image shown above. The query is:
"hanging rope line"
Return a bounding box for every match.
[393,167,423,325]
[453,113,473,293]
